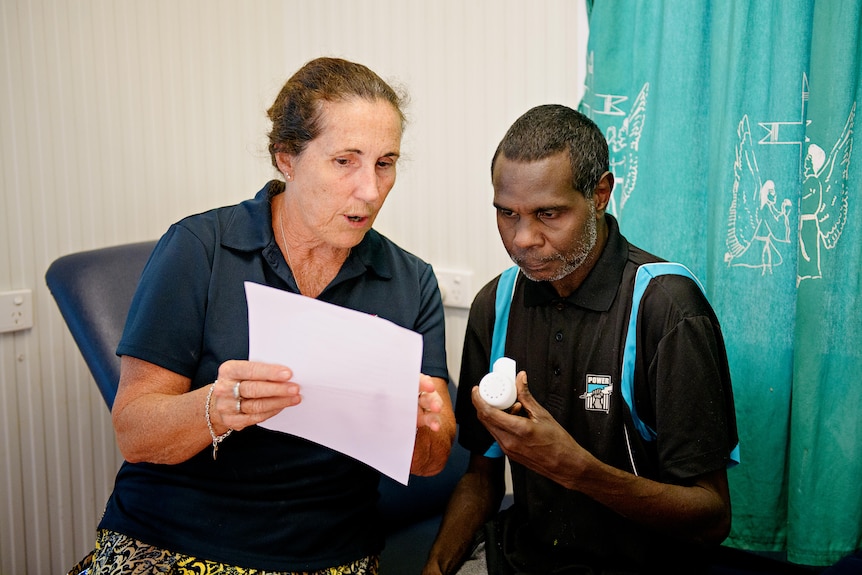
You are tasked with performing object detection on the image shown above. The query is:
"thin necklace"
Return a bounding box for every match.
[278,206,303,295]
[277,201,351,296]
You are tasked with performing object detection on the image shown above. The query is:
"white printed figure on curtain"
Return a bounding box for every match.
[797,101,855,285]
[724,73,855,285]
[580,52,648,220]
[579,375,612,413]
[725,115,793,275]
[606,84,648,218]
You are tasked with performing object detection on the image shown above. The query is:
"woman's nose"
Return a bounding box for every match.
[353,167,381,202]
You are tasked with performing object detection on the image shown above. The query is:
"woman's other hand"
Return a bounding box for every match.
[412,374,455,476]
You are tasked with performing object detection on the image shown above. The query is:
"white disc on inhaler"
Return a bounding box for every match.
[479,357,517,410]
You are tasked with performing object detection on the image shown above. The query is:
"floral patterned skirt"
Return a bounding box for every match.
[67,529,379,575]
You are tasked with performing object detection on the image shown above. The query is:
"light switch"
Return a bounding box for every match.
[435,269,474,309]
[0,289,33,333]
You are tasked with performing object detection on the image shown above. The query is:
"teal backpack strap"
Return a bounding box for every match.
[483,266,519,458]
[622,263,740,465]
[490,266,520,370]
[621,262,703,442]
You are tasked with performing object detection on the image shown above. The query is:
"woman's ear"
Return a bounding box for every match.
[274,152,293,180]
[593,171,614,214]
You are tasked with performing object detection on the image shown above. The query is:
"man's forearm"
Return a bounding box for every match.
[423,456,506,575]
[554,446,732,544]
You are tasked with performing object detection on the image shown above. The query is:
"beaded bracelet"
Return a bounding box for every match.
[205,381,233,460]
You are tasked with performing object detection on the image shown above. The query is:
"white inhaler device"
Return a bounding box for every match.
[479,357,517,410]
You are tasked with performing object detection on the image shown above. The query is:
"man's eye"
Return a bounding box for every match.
[498,209,515,218]
[538,211,557,219]
[335,158,350,166]
[377,159,394,169]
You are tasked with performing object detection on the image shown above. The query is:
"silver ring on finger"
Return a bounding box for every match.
[236,398,242,414]
[233,381,242,400]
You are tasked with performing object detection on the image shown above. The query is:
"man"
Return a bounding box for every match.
[423,105,738,575]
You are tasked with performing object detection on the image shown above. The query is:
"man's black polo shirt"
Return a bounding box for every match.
[456,214,737,572]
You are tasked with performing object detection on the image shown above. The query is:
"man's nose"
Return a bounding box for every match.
[512,220,542,250]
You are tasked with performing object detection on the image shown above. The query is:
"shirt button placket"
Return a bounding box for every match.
[552,329,564,377]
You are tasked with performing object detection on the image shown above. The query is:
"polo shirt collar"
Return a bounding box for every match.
[523,214,628,312]
[220,182,277,252]
[220,180,393,279]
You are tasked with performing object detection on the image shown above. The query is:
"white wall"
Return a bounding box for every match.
[0,1,588,572]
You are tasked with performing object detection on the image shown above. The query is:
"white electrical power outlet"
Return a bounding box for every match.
[0,289,33,333]
[436,269,474,309]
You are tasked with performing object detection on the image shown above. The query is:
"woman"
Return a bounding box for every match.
[71,57,455,575]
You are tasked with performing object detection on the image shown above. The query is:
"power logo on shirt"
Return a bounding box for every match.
[580,374,613,413]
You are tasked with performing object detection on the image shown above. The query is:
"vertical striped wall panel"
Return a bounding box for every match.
[0,1,587,572]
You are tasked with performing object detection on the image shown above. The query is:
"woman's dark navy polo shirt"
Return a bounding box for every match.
[101,182,448,571]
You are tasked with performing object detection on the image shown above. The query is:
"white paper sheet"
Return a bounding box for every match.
[245,282,422,485]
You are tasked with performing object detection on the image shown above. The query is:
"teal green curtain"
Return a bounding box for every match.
[581,0,861,566]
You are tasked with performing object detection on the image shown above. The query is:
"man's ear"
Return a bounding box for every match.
[593,171,614,214]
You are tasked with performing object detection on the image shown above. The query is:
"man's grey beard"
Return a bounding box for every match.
[511,205,598,283]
